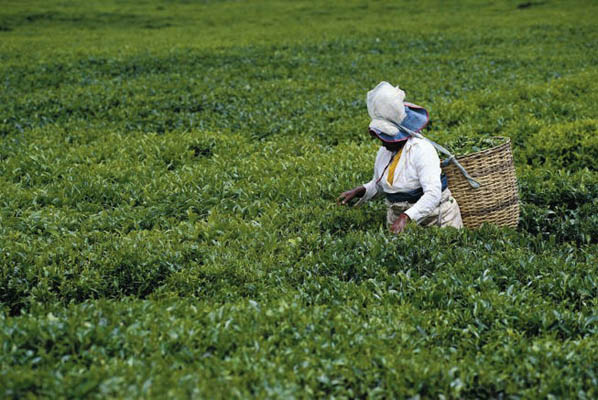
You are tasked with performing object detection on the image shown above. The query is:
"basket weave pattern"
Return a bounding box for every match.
[442,137,519,229]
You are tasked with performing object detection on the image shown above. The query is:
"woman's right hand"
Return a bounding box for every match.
[337,186,366,206]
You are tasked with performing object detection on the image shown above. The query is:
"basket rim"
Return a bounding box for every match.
[453,136,511,161]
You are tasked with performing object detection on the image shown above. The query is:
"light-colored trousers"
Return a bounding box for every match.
[386,188,464,229]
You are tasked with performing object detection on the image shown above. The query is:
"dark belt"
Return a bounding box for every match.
[385,174,448,204]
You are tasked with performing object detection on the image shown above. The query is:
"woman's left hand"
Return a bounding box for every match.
[390,213,410,234]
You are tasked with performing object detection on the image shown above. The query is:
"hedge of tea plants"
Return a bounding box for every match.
[1,0,598,398]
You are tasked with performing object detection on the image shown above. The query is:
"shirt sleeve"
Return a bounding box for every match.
[354,147,384,207]
[403,141,442,222]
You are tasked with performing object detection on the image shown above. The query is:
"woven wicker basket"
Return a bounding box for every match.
[442,137,519,229]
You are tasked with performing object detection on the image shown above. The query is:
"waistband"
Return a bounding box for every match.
[385,174,448,204]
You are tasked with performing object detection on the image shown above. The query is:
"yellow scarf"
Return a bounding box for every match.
[386,148,403,186]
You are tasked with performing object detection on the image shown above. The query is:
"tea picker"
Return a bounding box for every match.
[337,81,519,233]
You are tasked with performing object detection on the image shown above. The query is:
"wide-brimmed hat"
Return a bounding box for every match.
[367,81,429,143]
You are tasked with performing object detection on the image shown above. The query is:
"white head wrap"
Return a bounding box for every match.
[366,81,407,137]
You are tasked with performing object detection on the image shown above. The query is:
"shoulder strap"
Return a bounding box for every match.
[398,125,480,189]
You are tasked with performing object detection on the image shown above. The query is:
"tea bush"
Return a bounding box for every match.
[1,0,598,398]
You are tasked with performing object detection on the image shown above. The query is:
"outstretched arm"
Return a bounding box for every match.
[337,186,366,206]
[337,146,385,207]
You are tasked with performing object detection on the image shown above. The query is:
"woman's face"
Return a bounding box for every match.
[381,140,405,152]
[368,129,406,152]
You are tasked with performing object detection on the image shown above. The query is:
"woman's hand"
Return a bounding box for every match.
[390,213,410,234]
[337,186,366,206]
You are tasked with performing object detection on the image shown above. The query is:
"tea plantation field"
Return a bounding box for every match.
[1,0,598,398]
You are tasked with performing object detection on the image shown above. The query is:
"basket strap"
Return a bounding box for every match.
[398,124,481,189]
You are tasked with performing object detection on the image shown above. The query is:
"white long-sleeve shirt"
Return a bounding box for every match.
[357,137,442,223]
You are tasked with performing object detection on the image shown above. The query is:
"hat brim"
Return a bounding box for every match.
[369,103,429,143]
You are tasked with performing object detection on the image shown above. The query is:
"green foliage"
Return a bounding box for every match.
[445,136,507,156]
[1,0,598,398]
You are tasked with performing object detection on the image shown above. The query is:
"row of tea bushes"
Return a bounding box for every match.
[2,124,597,317]
[3,262,598,399]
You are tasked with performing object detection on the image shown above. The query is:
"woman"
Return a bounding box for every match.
[337,81,463,234]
